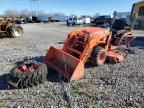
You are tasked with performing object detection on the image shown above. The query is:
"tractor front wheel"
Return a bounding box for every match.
[91,47,106,66]
[9,61,48,88]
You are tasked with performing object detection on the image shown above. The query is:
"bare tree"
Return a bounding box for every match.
[4,9,67,18]
[4,9,19,17]
[38,11,48,16]
[52,13,65,16]
[19,9,30,17]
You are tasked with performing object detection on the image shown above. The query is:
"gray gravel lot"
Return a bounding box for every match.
[0,22,144,108]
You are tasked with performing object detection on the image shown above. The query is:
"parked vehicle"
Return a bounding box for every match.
[15,18,27,24]
[38,16,49,22]
[112,18,128,30]
[67,16,83,26]
[27,16,41,23]
[81,16,91,24]
[126,1,144,29]
[51,16,68,22]
[92,15,112,27]
[21,18,27,24]
[14,20,21,24]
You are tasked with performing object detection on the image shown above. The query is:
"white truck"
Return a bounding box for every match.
[67,16,83,26]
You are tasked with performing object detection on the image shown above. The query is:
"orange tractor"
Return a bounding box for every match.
[45,27,135,80]
[0,19,23,38]
[8,27,135,88]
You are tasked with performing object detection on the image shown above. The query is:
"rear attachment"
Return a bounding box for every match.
[107,50,125,63]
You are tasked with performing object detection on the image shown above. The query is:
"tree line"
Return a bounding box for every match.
[3,9,100,18]
[3,9,66,17]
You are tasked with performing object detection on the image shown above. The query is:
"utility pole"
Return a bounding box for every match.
[29,0,39,16]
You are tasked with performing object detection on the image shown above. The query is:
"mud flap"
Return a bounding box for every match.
[45,46,84,80]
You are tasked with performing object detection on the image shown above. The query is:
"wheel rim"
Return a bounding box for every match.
[13,28,22,37]
[99,52,105,61]
[17,63,39,73]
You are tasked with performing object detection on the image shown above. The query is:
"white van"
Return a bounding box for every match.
[81,17,91,24]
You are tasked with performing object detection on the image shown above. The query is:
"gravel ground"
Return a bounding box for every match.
[0,22,144,108]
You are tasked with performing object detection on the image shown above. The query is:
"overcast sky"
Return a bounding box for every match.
[0,0,140,16]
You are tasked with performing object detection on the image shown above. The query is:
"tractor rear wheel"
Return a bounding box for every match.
[10,26,23,38]
[9,61,47,88]
[91,47,106,66]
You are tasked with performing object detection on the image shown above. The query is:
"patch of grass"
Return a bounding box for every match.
[46,92,53,97]
[73,82,106,96]
[73,83,83,95]
[88,100,100,108]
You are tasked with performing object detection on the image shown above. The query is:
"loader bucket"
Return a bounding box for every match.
[45,46,84,80]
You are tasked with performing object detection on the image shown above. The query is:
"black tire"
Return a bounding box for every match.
[91,47,106,66]
[72,22,76,26]
[66,20,70,26]
[10,26,23,38]
[9,61,48,88]
[67,23,70,26]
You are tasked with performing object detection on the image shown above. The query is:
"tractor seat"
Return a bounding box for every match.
[110,19,127,45]
[110,29,126,45]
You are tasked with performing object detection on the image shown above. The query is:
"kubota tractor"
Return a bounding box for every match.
[8,27,135,88]
[0,19,23,38]
[45,27,135,80]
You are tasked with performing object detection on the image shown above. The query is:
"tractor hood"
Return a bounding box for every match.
[78,27,109,33]
[70,27,111,40]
